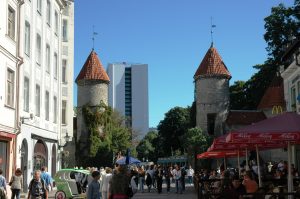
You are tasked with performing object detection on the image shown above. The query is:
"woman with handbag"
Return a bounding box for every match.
[9,168,23,199]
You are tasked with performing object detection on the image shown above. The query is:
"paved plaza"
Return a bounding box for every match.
[133,184,197,199]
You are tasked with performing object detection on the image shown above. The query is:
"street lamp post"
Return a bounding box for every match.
[58,133,71,168]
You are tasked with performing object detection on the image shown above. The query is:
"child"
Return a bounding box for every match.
[87,171,100,199]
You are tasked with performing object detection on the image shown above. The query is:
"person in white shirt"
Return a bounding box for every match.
[173,165,182,194]
[101,167,112,199]
[186,165,194,185]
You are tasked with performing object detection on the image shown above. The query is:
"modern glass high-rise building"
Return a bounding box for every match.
[107,62,149,138]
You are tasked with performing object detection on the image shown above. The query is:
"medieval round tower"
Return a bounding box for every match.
[194,44,231,136]
[75,50,110,154]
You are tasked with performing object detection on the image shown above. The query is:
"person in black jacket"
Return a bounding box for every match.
[181,167,187,192]
[155,166,163,194]
[164,166,172,193]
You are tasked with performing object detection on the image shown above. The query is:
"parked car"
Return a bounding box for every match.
[54,169,90,199]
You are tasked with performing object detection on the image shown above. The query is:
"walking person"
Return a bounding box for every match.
[9,168,23,199]
[87,171,101,199]
[101,168,112,199]
[145,173,152,193]
[164,166,172,193]
[181,166,186,192]
[155,166,163,194]
[174,165,182,194]
[129,170,138,198]
[137,166,145,193]
[152,165,157,189]
[0,169,7,199]
[40,167,52,191]
[187,165,194,185]
[109,165,130,199]
[145,168,152,193]
[27,170,48,199]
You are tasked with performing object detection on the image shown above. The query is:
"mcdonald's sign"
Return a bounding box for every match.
[272,106,283,115]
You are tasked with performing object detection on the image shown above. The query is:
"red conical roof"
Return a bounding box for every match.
[194,45,231,79]
[75,50,110,83]
[257,75,285,110]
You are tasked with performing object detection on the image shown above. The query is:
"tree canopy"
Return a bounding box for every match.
[136,131,159,162]
[157,106,192,156]
[230,2,300,110]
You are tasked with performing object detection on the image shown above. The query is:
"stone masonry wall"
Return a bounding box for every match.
[77,82,109,156]
[195,77,230,136]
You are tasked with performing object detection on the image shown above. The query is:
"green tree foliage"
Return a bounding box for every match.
[181,128,214,169]
[136,131,159,162]
[157,106,192,156]
[79,102,132,166]
[229,81,247,109]
[181,128,213,153]
[264,3,299,63]
[230,2,299,110]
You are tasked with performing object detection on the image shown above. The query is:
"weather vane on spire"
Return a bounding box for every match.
[92,25,98,50]
[210,17,216,46]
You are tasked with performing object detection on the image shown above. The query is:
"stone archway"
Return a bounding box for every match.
[20,139,28,192]
[33,140,48,171]
[51,145,57,176]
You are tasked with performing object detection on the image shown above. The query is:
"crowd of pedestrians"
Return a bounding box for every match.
[0,163,195,199]
[85,163,195,198]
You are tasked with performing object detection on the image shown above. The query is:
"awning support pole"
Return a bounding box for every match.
[256,145,262,187]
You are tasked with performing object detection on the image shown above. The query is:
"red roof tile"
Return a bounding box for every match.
[226,110,266,126]
[194,45,231,79]
[257,76,285,110]
[75,50,110,83]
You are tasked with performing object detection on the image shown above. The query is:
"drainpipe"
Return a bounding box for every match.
[14,0,25,171]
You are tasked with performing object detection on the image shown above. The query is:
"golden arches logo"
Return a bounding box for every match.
[272,106,283,114]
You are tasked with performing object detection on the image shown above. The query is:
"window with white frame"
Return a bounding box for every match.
[7,6,15,40]
[54,53,58,79]
[62,20,68,41]
[62,100,67,124]
[46,44,50,72]
[45,91,49,120]
[6,69,14,107]
[37,0,42,14]
[54,11,58,34]
[36,34,41,64]
[25,21,30,56]
[53,96,57,123]
[62,59,67,83]
[46,0,51,25]
[23,77,29,112]
[35,85,40,116]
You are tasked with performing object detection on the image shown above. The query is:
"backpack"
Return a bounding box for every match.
[29,179,46,197]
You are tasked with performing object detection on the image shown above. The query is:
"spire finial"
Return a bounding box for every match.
[92,25,98,50]
[210,17,216,47]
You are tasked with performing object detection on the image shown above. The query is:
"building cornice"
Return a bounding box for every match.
[0,45,18,63]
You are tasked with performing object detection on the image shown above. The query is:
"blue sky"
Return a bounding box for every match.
[74,0,294,128]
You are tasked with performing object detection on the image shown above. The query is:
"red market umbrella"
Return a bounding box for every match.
[226,112,300,144]
[209,134,287,179]
[208,135,287,151]
[197,151,245,159]
[225,112,300,191]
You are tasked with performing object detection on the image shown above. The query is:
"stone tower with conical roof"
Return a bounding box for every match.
[194,44,231,136]
[75,50,110,154]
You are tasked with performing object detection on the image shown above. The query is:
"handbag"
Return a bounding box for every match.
[8,176,13,186]
[126,184,133,198]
